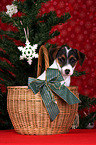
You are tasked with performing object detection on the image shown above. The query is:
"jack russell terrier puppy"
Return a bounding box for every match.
[38,45,85,129]
[38,45,85,87]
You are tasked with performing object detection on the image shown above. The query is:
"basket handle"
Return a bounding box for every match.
[37,45,49,77]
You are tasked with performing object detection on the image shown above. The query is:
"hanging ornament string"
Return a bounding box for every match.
[20,21,29,42]
[18,21,38,65]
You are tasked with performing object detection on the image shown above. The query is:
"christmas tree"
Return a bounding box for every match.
[0,0,71,86]
[0,0,71,129]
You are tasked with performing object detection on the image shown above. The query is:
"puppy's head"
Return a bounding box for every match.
[49,45,85,76]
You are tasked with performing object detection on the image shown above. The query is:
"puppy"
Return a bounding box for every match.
[38,45,85,87]
[38,45,85,128]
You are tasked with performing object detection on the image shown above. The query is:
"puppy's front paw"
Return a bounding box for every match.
[60,81,65,85]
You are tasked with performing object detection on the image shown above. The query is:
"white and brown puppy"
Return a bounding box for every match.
[38,45,85,87]
[38,45,85,129]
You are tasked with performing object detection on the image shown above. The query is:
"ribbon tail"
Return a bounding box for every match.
[49,84,81,105]
[40,85,60,121]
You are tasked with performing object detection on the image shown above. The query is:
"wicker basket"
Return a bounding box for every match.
[7,45,79,135]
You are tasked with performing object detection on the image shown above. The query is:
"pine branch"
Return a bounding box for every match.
[0,37,22,64]
[0,51,9,60]
[0,30,20,40]
[48,12,71,27]
[49,30,60,39]
[0,78,14,86]
[0,12,13,24]
[79,94,96,111]
[79,112,96,129]
[13,0,50,17]
[72,70,86,76]
[0,89,13,129]
[0,70,15,82]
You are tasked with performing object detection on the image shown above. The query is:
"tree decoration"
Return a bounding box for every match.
[18,21,38,65]
[18,40,38,65]
[6,3,18,17]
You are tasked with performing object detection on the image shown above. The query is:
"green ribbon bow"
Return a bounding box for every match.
[28,68,80,121]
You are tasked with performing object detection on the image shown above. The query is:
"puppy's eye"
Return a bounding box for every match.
[58,57,65,62]
[70,57,76,63]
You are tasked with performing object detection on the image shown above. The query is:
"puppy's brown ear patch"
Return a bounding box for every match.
[78,51,85,66]
[49,46,60,61]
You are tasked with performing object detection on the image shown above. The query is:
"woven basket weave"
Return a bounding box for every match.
[7,45,79,135]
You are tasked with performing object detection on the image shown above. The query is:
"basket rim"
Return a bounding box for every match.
[7,86,78,89]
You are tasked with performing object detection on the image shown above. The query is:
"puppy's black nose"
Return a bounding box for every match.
[65,69,70,75]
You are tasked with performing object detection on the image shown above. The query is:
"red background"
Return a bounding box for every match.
[0,0,96,119]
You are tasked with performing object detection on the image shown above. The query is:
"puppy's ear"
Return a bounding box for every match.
[49,46,60,61]
[78,51,85,66]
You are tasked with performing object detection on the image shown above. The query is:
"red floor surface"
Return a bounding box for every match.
[0,129,96,145]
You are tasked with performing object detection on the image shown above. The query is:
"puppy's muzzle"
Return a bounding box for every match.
[61,64,74,76]
[65,69,70,75]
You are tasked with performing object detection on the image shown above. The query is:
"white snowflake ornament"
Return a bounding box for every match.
[18,40,38,65]
[6,3,18,17]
